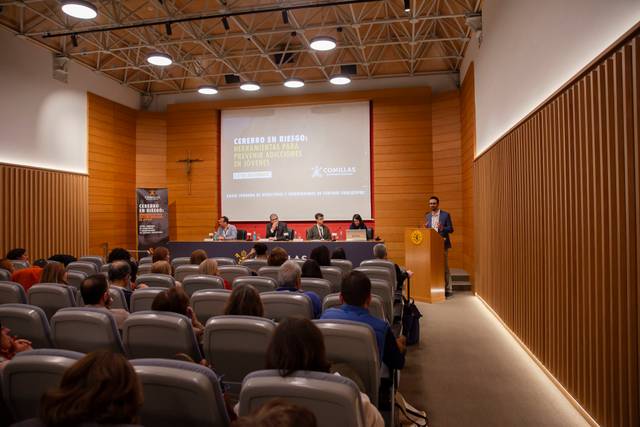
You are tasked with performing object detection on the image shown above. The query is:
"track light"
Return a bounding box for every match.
[284,78,304,88]
[71,34,78,47]
[403,0,410,12]
[146,52,172,66]
[165,23,172,35]
[329,74,351,85]
[198,85,218,95]
[61,0,98,20]
[310,36,336,51]
[222,17,230,30]
[240,81,261,91]
[282,10,289,24]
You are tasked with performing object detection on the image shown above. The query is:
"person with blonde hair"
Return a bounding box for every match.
[150,260,182,287]
[199,258,230,289]
[39,262,67,285]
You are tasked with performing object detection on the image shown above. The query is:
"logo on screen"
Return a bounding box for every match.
[311,166,323,178]
[311,166,357,178]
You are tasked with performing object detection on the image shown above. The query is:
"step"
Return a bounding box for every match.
[452,281,472,291]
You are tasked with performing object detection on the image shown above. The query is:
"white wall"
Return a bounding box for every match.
[461,0,640,156]
[0,28,140,174]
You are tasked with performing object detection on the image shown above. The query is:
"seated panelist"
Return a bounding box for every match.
[306,212,331,241]
[266,213,289,240]
[350,213,367,230]
[214,216,237,240]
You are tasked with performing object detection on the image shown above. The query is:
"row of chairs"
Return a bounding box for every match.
[3,349,368,427]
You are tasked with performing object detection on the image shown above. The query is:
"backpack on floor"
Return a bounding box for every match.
[402,297,422,345]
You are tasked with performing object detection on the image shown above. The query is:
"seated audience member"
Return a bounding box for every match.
[265,318,383,427]
[214,216,238,240]
[246,243,268,260]
[0,258,15,273]
[267,247,288,267]
[309,245,331,267]
[151,246,170,263]
[10,265,43,293]
[190,249,208,265]
[321,271,406,371]
[33,259,48,268]
[149,260,182,287]
[6,248,28,262]
[372,243,412,291]
[276,261,321,318]
[234,399,317,427]
[198,258,231,289]
[265,213,288,240]
[350,214,367,230]
[108,261,147,306]
[306,213,331,241]
[223,285,263,317]
[331,248,347,260]
[1,321,32,371]
[107,248,138,281]
[151,287,205,339]
[81,275,129,330]
[301,259,323,279]
[39,262,67,284]
[47,254,76,267]
[33,350,143,427]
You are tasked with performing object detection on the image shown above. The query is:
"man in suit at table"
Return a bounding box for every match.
[306,212,331,240]
[266,213,289,240]
[424,196,454,298]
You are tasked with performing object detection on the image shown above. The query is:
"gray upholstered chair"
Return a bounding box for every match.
[359,259,396,285]
[261,291,313,321]
[257,266,280,282]
[109,286,129,311]
[27,284,77,320]
[122,311,203,361]
[78,255,104,271]
[51,307,125,354]
[300,277,333,300]
[0,281,27,304]
[354,266,394,292]
[139,256,152,264]
[218,265,251,284]
[9,260,29,271]
[65,270,87,290]
[239,370,365,427]
[240,258,267,273]
[191,289,231,323]
[213,257,236,266]
[170,257,191,269]
[203,315,276,394]
[138,263,153,275]
[0,304,53,348]
[100,263,111,273]
[320,266,343,292]
[330,259,353,277]
[67,261,98,276]
[321,293,386,321]
[174,264,201,282]
[0,268,11,281]
[131,359,230,427]
[182,275,225,297]
[130,287,165,313]
[1,349,84,421]
[232,276,277,293]
[136,273,175,289]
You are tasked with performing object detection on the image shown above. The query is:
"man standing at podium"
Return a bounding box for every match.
[424,196,454,297]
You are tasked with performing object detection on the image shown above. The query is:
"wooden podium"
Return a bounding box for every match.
[404,228,445,303]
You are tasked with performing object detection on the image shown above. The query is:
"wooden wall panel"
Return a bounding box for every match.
[136,111,167,188]
[0,164,89,260]
[88,93,137,255]
[460,63,476,282]
[474,31,640,427]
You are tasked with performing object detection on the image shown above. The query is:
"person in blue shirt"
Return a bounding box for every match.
[321,271,406,370]
[214,216,237,240]
[276,260,322,318]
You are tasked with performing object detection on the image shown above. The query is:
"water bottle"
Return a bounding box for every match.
[252,230,257,241]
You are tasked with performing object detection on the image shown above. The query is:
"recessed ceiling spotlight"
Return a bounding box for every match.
[404,0,411,12]
[198,85,218,95]
[240,81,261,91]
[61,0,98,20]
[310,36,336,51]
[284,78,304,88]
[329,74,351,85]
[146,52,172,66]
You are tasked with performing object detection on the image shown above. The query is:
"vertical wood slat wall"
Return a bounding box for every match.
[460,64,476,282]
[136,111,167,189]
[474,32,640,427]
[0,164,89,260]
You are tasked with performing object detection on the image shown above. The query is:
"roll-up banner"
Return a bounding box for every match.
[136,188,169,250]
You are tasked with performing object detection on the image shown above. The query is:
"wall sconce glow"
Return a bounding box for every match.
[310,36,337,51]
[146,52,172,66]
[284,78,304,88]
[329,74,351,85]
[198,86,219,95]
[61,0,98,19]
[240,81,261,91]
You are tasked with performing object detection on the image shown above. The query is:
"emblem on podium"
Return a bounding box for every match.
[410,230,423,245]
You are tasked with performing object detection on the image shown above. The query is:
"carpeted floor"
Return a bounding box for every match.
[398,292,589,427]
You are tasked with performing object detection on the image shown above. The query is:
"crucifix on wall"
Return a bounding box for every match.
[177,150,203,195]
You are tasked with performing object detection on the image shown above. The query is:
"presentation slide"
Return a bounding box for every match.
[221,102,371,221]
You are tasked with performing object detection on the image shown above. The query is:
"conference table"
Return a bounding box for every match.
[166,240,382,266]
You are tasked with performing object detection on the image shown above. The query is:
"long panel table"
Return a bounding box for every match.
[166,240,382,266]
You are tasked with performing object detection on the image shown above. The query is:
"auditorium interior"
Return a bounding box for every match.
[0,1,639,426]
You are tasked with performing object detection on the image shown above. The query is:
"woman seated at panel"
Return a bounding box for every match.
[350,214,367,230]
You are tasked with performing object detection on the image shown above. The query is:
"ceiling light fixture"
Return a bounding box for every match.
[61,0,98,20]
[403,0,410,12]
[71,34,78,47]
[284,78,304,88]
[240,81,261,91]
[282,10,289,24]
[165,23,172,35]
[329,74,351,85]
[198,85,219,95]
[146,52,172,66]
[310,36,336,51]
[222,17,230,31]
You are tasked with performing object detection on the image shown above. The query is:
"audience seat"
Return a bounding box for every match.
[0,281,27,304]
[78,255,104,271]
[355,266,394,292]
[320,266,343,292]
[218,265,251,284]
[291,258,306,268]
[182,275,225,297]
[109,286,129,310]
[67,261,98,276]
[256,266,280,282]
[321,293,386,321]
[131,359,230,427]
[9,260,29,271]
[330,259,353,277]
[300,277,333,300]
[261,291,313,321]
[100,263,111,273]
[122,311,203,361]
[136,273,175,289]
[359,259,395,283]
[239,370,365,427]
[139,256,152,264]
[170,257,191,269]
[138,263,153,275]
[1,349,84,421]
[203,315,276,394]
[0,268,11,281]
[191,289,231,323]
[239,258,267,273]
[232,276,277,293]
[130,287,165,313]
[27,284,76,320]
[314,319,380,406]
[213,257,236,266]
[65,270,87,290]
[370,280,393,323]
[174,264,200,282]
[51,307,125,354]
[0,304,53,348]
